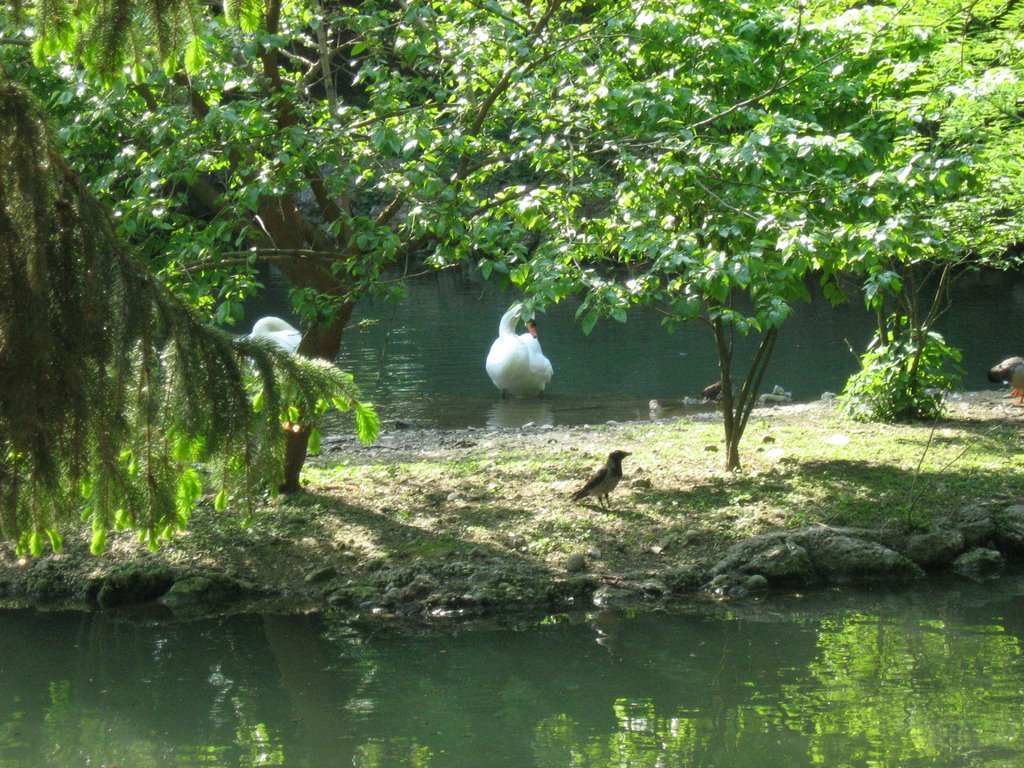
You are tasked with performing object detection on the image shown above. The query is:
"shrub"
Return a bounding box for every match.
[841,326,963,422]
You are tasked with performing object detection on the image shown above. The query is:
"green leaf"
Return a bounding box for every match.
[29,530,42,557]
[355,403,381,445]
[90,529,107,555]
[177,469,204,515]
[172,434,197,462]
[184,35,207,74]
[214,488,228,512]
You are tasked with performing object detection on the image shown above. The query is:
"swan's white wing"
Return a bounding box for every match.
[531,352,553,382]
[272,330,302,354]
[250,316,302,354]
[521,334,553,384]
[486,336,531,391]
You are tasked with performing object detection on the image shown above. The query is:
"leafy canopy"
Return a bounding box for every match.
[7,0,1018,475]
[0,80,377,554]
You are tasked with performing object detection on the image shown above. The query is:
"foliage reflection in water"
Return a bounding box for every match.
[2,583,1024,767]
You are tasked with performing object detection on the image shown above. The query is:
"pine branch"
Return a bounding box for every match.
[0,80,376,553]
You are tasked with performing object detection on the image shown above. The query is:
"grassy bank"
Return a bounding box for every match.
[161,392,1020,596]
[292,393,1022,576]
[4,392,1022,613]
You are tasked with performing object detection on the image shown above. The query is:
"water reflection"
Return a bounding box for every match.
[486,397,555,429]
[4,580,1024,767]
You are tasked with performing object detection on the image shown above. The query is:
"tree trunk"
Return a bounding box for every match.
[254,198,359,493]
[712,318,739,470]
[725,429,742,472]
[277,307,354,493]
[713,320,779,472]
[281,425,309,494]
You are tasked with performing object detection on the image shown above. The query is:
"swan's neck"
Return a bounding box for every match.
[499,307,521,337]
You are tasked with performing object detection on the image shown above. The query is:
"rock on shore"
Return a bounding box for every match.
[703,503,1020,598]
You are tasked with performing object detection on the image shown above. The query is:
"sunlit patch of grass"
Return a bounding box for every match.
[529,517,597,549]
[290,400,1024,578]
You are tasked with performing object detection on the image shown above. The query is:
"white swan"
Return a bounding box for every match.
[485,303,553,396]
[250,316,302,354]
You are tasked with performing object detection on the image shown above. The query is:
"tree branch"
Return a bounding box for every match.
[131,82,227,218]
[375,193,407,228]
[171,74,211,120]
[456,0,565,180]
[735,327,779,441]
[314,6,338,110]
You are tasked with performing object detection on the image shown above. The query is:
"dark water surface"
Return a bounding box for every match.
[318,270,1024,429]
[4,578,1024,767]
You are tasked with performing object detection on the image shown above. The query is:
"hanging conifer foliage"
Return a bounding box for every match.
[0,79,377,555]
[30,0,210,80]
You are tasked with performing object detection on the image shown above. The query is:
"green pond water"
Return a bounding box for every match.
[306,268,1024,429]
[3,577,1024,767]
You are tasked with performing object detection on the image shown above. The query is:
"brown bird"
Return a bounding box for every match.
[989,357,1024,405]
[701,380,723,402]
[571,450,630,508]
